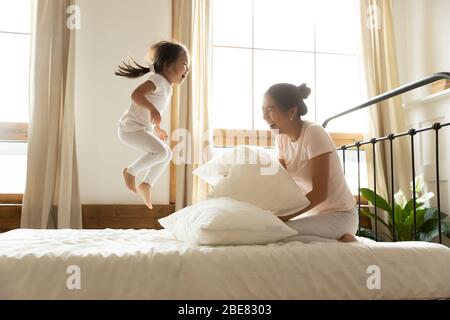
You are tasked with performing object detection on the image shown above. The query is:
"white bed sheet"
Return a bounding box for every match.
[0,228,449,300]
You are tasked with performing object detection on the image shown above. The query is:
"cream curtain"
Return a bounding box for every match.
[171,0,213,211]
[21,0,82,228]
[359,0,411,237]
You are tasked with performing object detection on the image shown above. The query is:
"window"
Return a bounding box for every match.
[0,0,32,198]
[211,0,368,195]
[211,0,366,133]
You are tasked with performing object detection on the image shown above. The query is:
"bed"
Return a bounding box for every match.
[2,73,449,300]
[1,228,449,300]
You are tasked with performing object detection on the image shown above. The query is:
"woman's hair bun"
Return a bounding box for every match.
[298,83,311,100]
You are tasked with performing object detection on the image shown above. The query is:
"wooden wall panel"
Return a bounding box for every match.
[0,205,21,233]
[0,204,175,233]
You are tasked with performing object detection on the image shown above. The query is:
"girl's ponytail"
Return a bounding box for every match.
[115,57,151,78]
[115,41,188,79]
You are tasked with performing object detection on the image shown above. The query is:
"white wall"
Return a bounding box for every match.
[392,0,450,97]
[74,0,172,204]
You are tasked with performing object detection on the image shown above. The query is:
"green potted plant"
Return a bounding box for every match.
[358,174,450,241]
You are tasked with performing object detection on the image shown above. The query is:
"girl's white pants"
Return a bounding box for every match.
[118,128,172,187]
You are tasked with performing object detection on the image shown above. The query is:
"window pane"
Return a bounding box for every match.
[212,0,252,47]
[315,53,365,133]
[0,33,30,123]
[0,142,27,193]
[315,0,360,54]
[0,0,31,33]
[253,50,315,130]
[254,0,315,52]
[212,47,252,129]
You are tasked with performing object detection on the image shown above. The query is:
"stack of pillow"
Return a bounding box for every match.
[158,145,310,245]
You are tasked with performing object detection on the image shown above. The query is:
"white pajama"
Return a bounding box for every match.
[285,208,359,243]
[118,128,172,187]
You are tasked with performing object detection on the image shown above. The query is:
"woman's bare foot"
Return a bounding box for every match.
[137,182,153,209]
[338,233,358,242]
[122,168,136,193]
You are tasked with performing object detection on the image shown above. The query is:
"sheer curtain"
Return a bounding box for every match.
[21,0,82,228]
[171,0,213,210]
[359,0,411,236]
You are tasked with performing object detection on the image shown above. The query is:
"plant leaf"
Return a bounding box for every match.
[417,229,438,242]
[357,227,392,241]
[417,218,450,240]
[359,188,392,215]
[442,221,450,238]
[424,208,438,221]
[394,203,403,224]
[357,228,376,240]
[418,218,438,232]
[403,208,426,230]
[360,209,392,232]
[424,208,448,221]
[403,198,424,221]
[396,222,413,241]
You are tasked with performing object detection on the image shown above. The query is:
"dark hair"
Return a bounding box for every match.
[115,41,188,78]
[265,83,311,117]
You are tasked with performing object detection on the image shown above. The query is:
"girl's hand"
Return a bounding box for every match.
[155,126,168,141]
[150,108,161,125]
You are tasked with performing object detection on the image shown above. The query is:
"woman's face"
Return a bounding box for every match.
[167,52,190,85]
[262,94,294,134]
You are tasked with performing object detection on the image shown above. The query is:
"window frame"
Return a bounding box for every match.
[0,122,28,203]
[211,0,363,133]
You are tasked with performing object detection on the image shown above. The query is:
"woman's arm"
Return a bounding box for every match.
[279,158,287,169]
[131,80,161,124]
[279,152,331,222]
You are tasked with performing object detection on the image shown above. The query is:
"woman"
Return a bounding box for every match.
[263,83,358,242]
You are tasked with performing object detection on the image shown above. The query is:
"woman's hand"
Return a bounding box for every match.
[154,126,168,141]
[279,152,331,222]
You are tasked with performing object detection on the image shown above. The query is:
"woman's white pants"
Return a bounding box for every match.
[285,209,359,243]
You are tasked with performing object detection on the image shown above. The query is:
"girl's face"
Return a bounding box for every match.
[262,94,295,134]
[166,52,190,85]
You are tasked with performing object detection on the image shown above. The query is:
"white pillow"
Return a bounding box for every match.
[192,145,247,186]
[158,197,298,245]
[194,145,310,216]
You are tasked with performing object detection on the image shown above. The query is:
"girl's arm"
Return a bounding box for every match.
[279,158,287,170]
[131,80,161,124]
[279,152,331,222]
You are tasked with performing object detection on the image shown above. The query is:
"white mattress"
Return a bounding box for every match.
[0,228,449,300]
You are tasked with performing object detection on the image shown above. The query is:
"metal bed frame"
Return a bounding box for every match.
[322,72,450,244]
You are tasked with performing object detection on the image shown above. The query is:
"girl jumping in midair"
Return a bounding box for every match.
[116,41,190,209]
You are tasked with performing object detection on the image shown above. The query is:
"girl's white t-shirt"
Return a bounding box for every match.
[118,72,173,132]
[276,120,355,216]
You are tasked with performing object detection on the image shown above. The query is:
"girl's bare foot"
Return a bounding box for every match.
[338,233,358,242]
[122,168,136,193]
[137,182,153,209]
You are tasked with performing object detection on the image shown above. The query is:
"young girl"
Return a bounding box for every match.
[116,41,190,209]
[262,83,358,242]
